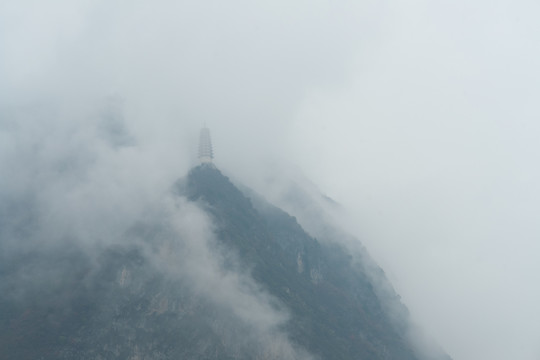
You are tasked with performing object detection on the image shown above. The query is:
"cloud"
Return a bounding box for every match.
[150,196,313,359]
[2,0,540,359]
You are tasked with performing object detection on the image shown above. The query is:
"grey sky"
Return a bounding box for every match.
[1,1,540,359]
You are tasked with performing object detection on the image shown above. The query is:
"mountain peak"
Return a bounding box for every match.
[178,165,451,360]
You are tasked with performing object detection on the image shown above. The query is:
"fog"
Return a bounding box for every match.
[2,1,540,359]
[148,196,313,359]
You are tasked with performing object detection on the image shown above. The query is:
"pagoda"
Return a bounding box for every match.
[198,126,214,164]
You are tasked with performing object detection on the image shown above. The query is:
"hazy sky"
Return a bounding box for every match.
[1,1,540,359]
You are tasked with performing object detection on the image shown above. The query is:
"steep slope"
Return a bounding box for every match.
[240,176,452,360]
[179,164,434,360]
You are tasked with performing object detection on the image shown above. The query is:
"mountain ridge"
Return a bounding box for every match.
[179,164,450,360]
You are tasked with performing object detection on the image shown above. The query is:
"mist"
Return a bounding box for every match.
[157,196,313,359]
[2,0,540,359]
[0,106,313,358]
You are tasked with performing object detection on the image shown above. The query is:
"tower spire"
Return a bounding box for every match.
[198,126,214,164]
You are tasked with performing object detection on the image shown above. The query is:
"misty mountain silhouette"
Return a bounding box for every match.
[0,164,451,359]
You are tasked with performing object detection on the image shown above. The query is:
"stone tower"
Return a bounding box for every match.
[198,126,213,164]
